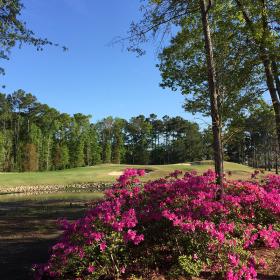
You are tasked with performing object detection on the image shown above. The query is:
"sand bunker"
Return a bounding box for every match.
[108,171,123,176]
[175,163,191,166]
[108,169,153,176]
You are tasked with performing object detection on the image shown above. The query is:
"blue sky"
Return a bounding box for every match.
[1,0,202,124]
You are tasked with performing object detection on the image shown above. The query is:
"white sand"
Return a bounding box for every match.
[108,171,123,176]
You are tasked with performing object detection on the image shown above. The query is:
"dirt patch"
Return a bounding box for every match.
[255,248,280,278]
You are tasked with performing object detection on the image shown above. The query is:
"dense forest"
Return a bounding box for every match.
[0,90,277,172]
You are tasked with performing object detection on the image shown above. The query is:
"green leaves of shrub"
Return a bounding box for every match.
[178,255,204,277]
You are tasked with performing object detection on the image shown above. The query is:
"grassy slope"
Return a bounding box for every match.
[0,161,256,187]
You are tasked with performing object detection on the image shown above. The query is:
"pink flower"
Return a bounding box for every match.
[126,229,136,240]
[123,229,144,245]
[228,253,239,267]
[120,266,126,274]
[78,249,85,259]
[226,269,238,280]
[258,258,268,269]
[137,169,146,176]
[99,242,106,252]
[87,265,95,273]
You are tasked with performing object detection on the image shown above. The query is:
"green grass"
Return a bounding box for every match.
[0,161,257,187]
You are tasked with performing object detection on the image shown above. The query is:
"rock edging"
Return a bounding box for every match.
[0,182,113,196]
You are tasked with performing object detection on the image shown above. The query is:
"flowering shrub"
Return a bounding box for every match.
[34,169,280,280]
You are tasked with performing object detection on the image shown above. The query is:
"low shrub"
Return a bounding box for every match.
[33,169,280,280]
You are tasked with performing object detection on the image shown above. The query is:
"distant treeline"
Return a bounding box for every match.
[0,90,277,172]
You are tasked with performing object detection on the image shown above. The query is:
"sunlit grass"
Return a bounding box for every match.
[0,161,258,188]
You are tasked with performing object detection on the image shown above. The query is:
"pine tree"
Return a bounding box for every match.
[0,132,4,171]
[112,119,125,164]
[89,126,101,165]
[60,144,70,169]
[22,143,38,171]
[103,141,112,164]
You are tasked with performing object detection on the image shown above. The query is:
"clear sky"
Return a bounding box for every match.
[1,0,202,124]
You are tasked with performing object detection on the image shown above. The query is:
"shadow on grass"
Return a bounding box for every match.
[0,238,55,280]
[0,199,90,280]
[0,197,279,280]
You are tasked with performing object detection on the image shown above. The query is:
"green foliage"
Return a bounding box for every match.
[84,125,102,166]
[60,144,70,169]
[157,3,263,121]
[125,115,152,164]
[178,255,204,277]
[74,141,85,167]
[22,143,38,171]
[53,144,70,170]
[225,100,277,169]
[0,131,5,170]
[97,117,113,164]
[103,141,112,163]
[112,119,125,164]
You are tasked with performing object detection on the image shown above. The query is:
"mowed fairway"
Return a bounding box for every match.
[0,161,257,188]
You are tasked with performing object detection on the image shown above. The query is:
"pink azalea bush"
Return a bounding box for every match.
[34,169,280,279]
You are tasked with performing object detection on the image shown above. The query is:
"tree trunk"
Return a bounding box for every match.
[199,0,224,194]
[46,135,51,170]
[264,150,267,171]
[272,61,280,100]
[262,54,280,156]
[275,152,279,174]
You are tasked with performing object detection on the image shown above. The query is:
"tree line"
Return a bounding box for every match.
[0,90,276,172]
[0,90,203,171]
